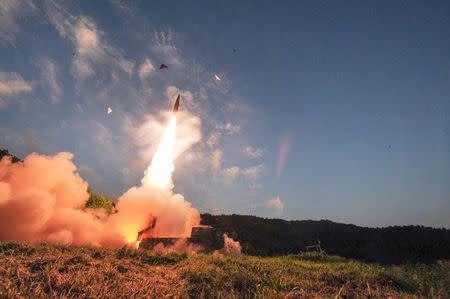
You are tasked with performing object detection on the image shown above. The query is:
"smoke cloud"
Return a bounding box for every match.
[0,151,200,248]
[108,183,200,243]
[216,234,241,256]
[0,152,122,247]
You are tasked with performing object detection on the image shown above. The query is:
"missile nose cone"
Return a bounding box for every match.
[173,94,180,113]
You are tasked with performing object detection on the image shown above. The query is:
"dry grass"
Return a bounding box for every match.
[0,242,448,298]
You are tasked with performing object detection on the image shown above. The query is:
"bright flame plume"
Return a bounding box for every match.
[142,116,176,189]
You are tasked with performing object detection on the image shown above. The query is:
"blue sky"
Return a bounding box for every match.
[0,0,449,228]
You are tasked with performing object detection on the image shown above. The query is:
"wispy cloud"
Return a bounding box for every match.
[210,149,222,170]
[223,166,240,181]
[216,123,240,135]
[242,164,264,180]
[0,71,32,108]
[152,29,182,67]
[0,0,35,44]
[207,134,220,148]
[138,58,155,80]
[244,146,264,159]
[72,17,104,78]
[206,122,240,148]
[0,72,32,95]
[44,0,135,102]
[36,59,61,103]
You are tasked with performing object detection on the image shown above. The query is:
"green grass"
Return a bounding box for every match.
[0,242,448,298]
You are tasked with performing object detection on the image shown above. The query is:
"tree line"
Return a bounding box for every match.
[201,213,450,264]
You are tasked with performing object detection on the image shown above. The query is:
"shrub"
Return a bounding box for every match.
[85,190,114,214]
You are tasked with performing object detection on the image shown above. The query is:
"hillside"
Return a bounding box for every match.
[1,242,449,298]
[201,214,450,264]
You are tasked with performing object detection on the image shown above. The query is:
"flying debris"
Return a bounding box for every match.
[160,64,168,69]
[214,74,221,81]
[232,49,238,52]
[107,107,112,114]
[173,94,180,113]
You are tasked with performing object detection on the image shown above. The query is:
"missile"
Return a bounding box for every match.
[173,94,180,113]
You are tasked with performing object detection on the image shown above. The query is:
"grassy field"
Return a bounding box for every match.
[0,242,449,298]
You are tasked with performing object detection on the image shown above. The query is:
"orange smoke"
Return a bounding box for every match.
[0,153,123,247]
[213,234,242,256]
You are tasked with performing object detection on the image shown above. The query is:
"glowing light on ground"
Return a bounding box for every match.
[142,115,177,189]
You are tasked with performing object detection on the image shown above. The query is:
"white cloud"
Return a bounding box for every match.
[206,122,240,149]
[75,17,101,56]
[37,59,61,103]
[44,2,134,81]
[216,123,240,135]
[242,164,264,180]
[223,166,240,180]
[265,197,284,212]
[44,3,103,78]
[72,17,104,78]
[0,71,32,108]
[138,58,155,80]
[207,133,220,148]
[116,55,134,76]
[244,146,264,159]
[0,0,35,44]
[0,71,32,95]
[152,29,182,66]
[210,149,222,170]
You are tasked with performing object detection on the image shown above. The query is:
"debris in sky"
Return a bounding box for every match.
[214,74,221,81]
[159,64,168,69]
[232,49,238,52]
[107,106,112,114]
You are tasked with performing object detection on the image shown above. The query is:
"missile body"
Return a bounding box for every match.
[173,94,180,113]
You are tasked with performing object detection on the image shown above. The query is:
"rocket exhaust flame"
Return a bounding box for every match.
[141,116,177,189]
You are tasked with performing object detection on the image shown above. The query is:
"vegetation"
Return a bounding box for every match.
[85,189,115,214]
[0,242,448,298]
[0,149,21,163]
[201,214,450,264]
